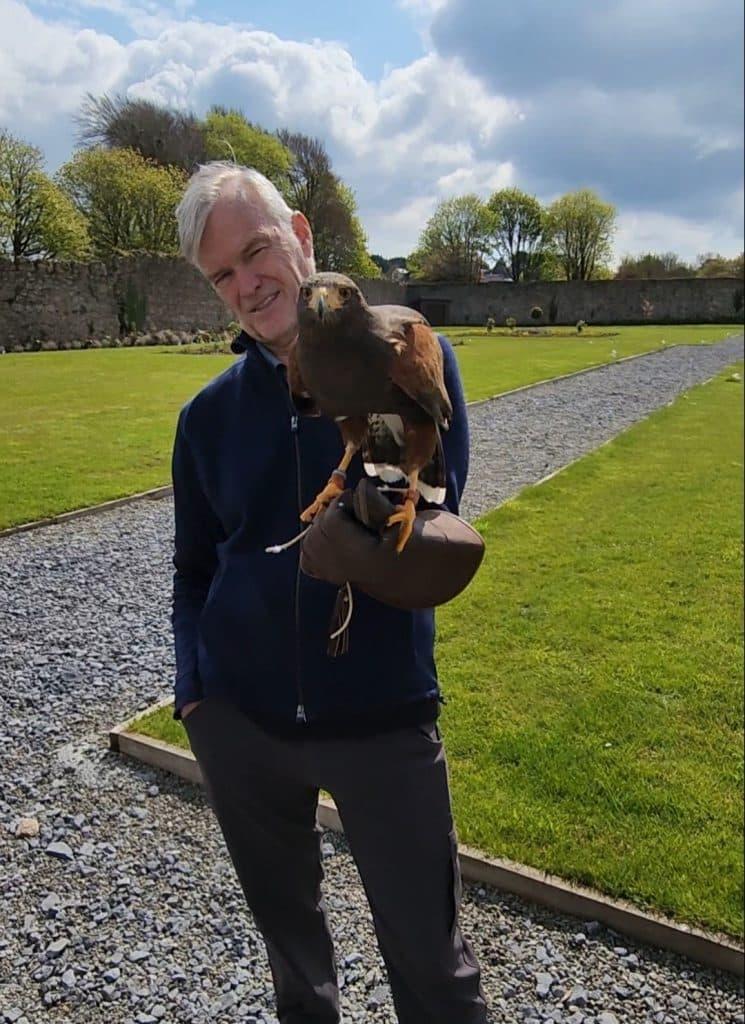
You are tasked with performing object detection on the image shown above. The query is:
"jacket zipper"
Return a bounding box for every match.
[290,412,307,725]
[263,350,307,727]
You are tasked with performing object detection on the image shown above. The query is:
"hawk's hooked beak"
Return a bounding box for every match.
[307,284,342,321]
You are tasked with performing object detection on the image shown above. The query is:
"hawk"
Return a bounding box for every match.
[288,272,452,552]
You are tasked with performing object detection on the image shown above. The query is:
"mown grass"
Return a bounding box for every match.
[437,360,744,937]
[131,361,744,937]
[0,347,235,529]
[0,325,740,529]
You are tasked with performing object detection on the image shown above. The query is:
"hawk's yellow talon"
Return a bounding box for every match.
[300,479,344,522]
[386,498,417,553]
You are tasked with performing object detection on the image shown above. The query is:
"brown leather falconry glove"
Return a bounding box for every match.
[300,479,485,654]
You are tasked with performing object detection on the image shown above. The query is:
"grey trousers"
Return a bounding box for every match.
[184,698,487,1024]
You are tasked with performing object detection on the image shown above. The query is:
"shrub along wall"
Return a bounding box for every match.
[0,256,742,350]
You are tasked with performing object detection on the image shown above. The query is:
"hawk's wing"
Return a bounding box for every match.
[371,306,452,429]
[287,342,320,415]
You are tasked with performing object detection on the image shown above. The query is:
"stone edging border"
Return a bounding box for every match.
[109,707,744,978]
[0,485,173,539]
[4,336,741,541]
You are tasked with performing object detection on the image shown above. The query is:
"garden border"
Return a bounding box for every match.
[7,338,741,540]
[109,705,744,978]
[0,484,173,539]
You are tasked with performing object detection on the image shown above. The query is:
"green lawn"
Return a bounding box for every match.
[0,348,235,529]
[0,325,740,529]
[132,361,744,937]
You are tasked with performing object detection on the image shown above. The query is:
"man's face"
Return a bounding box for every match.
[198,188,314,348]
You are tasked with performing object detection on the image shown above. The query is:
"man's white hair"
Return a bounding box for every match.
[176,162,295,268]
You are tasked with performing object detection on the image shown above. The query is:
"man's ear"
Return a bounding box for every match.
[292,211,313,258]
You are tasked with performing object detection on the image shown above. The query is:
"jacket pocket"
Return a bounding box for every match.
[415,721,442,744]
[182,699,208,731]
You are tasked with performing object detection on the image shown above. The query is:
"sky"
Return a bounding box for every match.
[1,0,743,264]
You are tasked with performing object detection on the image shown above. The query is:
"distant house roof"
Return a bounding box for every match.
[480,270,512,283]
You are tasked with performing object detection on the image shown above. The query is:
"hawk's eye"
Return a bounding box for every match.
[300,285,312,301]
[339,287,351,300]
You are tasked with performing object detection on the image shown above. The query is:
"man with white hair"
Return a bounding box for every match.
[171,161,487,1023]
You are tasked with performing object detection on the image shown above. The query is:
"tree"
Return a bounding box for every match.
[57,147,186,257]
[408,195,493,282]
[277,130,379,276]
[371,254,390,274]
[0,129,89,262]
[695,251,745,278]
[278,130,333,222]
[33,176,90,260]
[203,108,293,188]
[616,251,694,279]
[486,187,548,281]
[76,93,205,170]
[371,254,408,280]
[544,188,616,280]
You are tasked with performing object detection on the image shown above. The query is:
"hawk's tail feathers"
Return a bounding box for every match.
[418,427,446,505]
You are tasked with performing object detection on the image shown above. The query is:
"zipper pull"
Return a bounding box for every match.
[291,414,298,433]
[295,703,307,724]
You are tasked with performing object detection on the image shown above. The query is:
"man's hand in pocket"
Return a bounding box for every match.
[181,700,202,720]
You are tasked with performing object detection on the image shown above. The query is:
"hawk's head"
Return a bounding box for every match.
[297,272,366,327]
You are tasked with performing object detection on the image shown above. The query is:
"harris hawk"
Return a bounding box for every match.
[288,272,453,553]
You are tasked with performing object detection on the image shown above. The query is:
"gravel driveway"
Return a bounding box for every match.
[1,336,743,1024]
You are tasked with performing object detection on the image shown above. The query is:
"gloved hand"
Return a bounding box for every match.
[300,479,485,611]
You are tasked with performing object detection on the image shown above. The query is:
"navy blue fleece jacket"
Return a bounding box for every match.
[170,330,469,736]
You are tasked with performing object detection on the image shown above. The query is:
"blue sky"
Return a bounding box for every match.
[2,0,743,262]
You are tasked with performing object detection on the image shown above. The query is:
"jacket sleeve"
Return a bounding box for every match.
[420,335,469,516]
[170,406,224,720]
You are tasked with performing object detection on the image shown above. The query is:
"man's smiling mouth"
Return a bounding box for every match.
[252,292,279,313]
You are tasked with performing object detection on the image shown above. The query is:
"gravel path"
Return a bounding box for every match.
[1,338,743,1024]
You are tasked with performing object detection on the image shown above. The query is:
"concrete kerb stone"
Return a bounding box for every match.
[0,484,173,539]
[4,338,733,541]
[108,715,745,978]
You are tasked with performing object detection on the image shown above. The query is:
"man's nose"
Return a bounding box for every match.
[235,263,262,297]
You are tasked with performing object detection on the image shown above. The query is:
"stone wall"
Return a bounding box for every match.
[351,276,407,306]
[0,256,230,347]
[1,257,742,348]
[406,277,744,326]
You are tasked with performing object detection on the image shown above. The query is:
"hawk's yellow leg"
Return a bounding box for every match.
[300,441,359,522]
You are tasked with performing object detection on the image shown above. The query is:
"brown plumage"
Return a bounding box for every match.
[289,272,452,552]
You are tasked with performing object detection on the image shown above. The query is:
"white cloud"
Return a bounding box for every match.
[0,0,125,157]
[435,162,513,198]
[396,0,447,13]
[394,0,448,49]
[369,194,439,256]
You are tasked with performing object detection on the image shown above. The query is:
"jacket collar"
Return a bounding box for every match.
[231,330,289,370]
[230,329,254,355]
